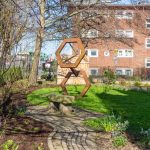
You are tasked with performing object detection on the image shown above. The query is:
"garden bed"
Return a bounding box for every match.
[0,88,53,150]
[0,116,52,150]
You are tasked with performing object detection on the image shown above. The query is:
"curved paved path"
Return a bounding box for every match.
[26,106,101,150]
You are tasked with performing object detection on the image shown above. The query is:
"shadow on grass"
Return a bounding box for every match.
[96,89,150,135]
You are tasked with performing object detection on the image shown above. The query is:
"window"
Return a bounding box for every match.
[117,49,133,57]
[117,50,123,57]
[116,69,123,75]
[145,58,150,68]
[82,29,98,38]
[146,18,150,29]
[115,30,134,38]
[89,68,99,76]
[115,10,133,19]
[125,69,132,76]
[145,38,150,48]
[87,49,98,57]
[116,68,133,76]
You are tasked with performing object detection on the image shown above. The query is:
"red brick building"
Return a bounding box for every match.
[69,4,150,79]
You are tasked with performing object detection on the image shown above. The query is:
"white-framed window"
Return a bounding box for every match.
[116,68,133,76]
[115,30,134,38]
[115,10,133,19]
[146,17,150,29]
[82,29,98,38]
[89,68,99,76]
[87,49,99,57]
[145,38,150,48]
[145,58,150,68]
[117,49,133,57]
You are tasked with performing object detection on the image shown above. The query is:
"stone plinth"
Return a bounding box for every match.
[48,93,75,115]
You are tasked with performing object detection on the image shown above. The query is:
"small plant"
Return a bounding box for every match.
[84,115,129,134]
[15,107,26,116]
[144,83,150,87]
[37,143,44,150]
[119,79,127,86]
[24,119,30,125]
[99,115,128,134]
[134,81,141,87]
[41,74,48,79]
[33,127,40,132]
[141,128,150,137]
[140,128,150,148]
[112,135,127,148]
[1,140,19,150]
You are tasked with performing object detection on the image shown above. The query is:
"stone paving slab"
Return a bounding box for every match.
[26,106,102,150]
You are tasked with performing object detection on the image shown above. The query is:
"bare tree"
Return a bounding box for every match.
[28,0,46,85]
[0,0,29,118]
[0,0,27,70]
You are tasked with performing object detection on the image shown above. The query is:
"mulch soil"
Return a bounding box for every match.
[0,86,54,150]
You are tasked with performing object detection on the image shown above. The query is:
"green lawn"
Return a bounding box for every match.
[27,85,150,134]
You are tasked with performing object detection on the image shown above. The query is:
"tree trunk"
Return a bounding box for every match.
[28,0,45,85]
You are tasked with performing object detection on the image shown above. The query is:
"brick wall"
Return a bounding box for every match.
[69,5,150,78]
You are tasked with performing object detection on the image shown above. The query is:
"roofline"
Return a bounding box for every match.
[68,4,150,10]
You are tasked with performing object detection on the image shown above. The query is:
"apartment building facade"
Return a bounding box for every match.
[69,4,150,79]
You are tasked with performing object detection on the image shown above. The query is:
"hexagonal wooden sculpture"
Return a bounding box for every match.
[56,38,91,97]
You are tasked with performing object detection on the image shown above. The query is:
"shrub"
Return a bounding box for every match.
[119,80,127,86]
[41,74,48,79]
[103,69,116,85]
[112,135,127,148]
[0,67,23,84]
[14,79,29,89]
[1,140,19,150]
[0,75,5,87]
[102,69,116,93]
[134,81,141,87]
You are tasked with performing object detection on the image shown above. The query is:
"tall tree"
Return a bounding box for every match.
[28,0,46,85]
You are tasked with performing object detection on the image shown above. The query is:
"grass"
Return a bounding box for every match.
[27,85,150,135]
